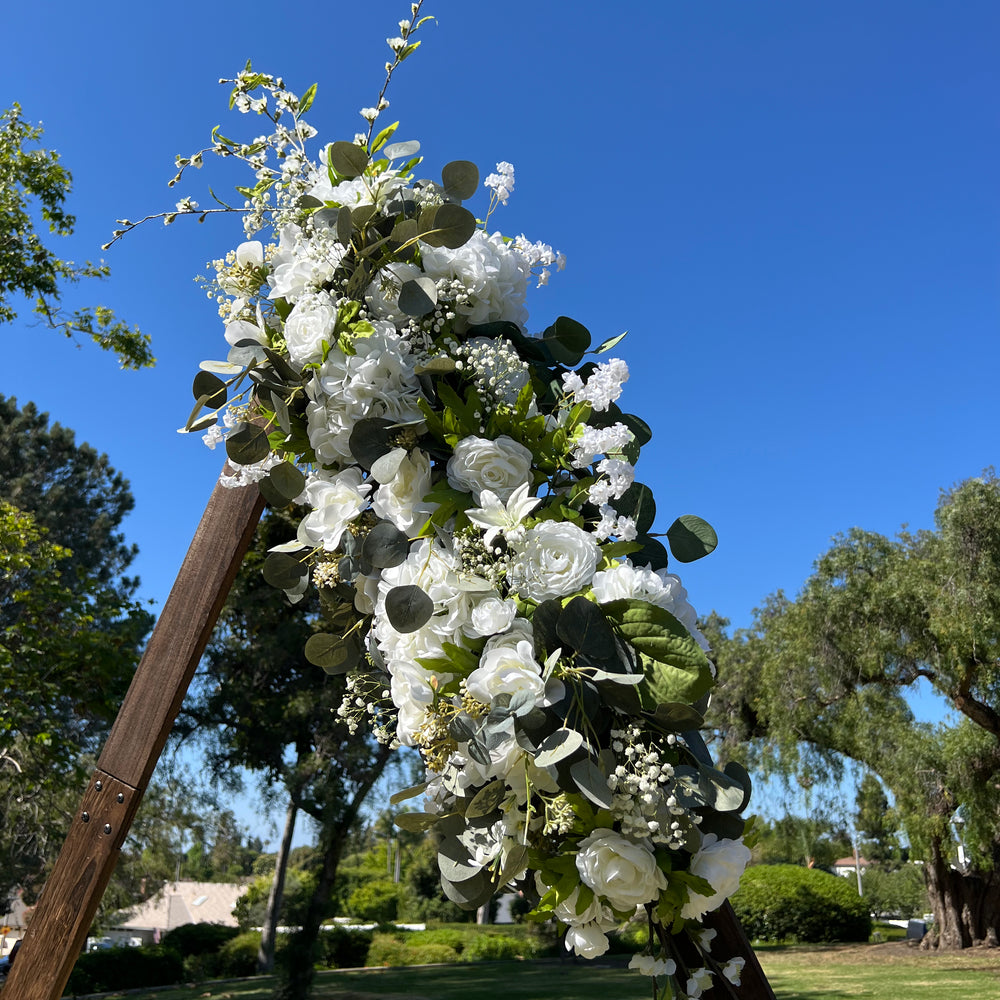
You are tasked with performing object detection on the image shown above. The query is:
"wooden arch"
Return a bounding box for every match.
[2,471,775,1000]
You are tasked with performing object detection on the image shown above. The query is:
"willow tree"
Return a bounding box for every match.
[708,472,1000,949]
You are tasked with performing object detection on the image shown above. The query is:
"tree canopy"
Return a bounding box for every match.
[0,103,152,369]
[708,471,1000,948]
[0,398,153,901]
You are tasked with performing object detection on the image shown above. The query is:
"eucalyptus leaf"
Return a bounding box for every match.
[465,780,506,819]
[329,140,369,178]
[398,276,438,316]
[628,535,670,571]
[421,203,477,249]
[385,584,434,633]
[439,869,494,910]
[644,702,706,733]
[389,782,428,805]
[570,757,613,809]
[532,599,562,658]
[498,843,529,884]
[361,521,410,569]
[184,413,219,434]
[724,760,753,812]
[348,417,395,469]
[391,218,419,244]
[383,139,421,160]
[263,347,301,384]
[611,483,656,535]
[556,597,617,664]
[265,462,306,503]
[304,632,363,675]
[542,316,591,366]
[673,764,747,813]
[534,728,584,768]
[506,688,536,717]
[441,160,479,200]
[337,206,353,243]
[466,739,491,767]
[449,716,476,743]
[261,551,308,591]
[594,331,628,354]
[192,371,226,409]
[225,423,269,466]
[394,811,439,833]
[666,514,719,563]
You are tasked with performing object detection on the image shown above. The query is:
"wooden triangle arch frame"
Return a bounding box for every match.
[3,470,776,1000]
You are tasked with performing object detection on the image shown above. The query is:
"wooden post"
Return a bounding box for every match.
[2,476,264,1000]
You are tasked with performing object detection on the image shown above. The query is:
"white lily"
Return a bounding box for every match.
[466,482,541,547]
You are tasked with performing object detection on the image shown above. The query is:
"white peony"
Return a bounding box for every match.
[679,834,752,920]
[296,469,370,551]
[575,829,667,911]
[507,522,601,602]
[446,435,533,503]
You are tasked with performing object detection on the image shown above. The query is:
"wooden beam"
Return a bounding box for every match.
[3,476,264,1000]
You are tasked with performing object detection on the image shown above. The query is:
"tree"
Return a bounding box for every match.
[0,398,153,902]
[182,507,392,993]
[0,104,152,369]
[708,471,1000,948]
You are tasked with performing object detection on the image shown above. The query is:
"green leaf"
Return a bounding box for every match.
[370,120,400,153]
[262,551,308,591]
[304,632,363,675]
[389,782,427,805]
[557,597,618,665]
[602,599,714,705]
[542,316,591,366]
[666,515,718,563]
[258,462,305,507]
[673,764,748,813]
[420,203,477,249]
[348,417,395,469]
[192,371,226,409]
[385,584,434,633]
[628,534,669,571]
[465,779,506,819]
[337,206,353,244]
[441,160,479,200]
[570,758,613,809]
[329,140,369,179]
[262,347,300,384]
[361,521,410,569]
[225,423,270,466]
[594,331,628,354]
[398,276,438,316]
[534,728,584,768]
[611,483,656,534]
[643,702,705,733]
[532,599,562,658]
[394,811,439,833]
[298,82,318,113]
[383,139,421,160]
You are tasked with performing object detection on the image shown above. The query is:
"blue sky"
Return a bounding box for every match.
[3,1,997,841]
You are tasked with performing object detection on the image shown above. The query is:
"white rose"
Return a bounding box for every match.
[575,829,667,911]
[284,293,337,365]
[466,640,545,707]
[554,887,604,927]
[467,595,518,637]
[372,448,434,533]
[564,921,610,959]
[507,522,601,602]
[680,834,752,920]
[446,435,533,503]
[390,660,435,745]
[296,469,370,551]
[482,617,535,653]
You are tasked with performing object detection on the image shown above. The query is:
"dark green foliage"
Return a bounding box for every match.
[317,925,373,968]
[216,932,266,977]
[732,864,872,943]
[347,879,400,922]
[160,922,240,957]
[0,105,152,367]
[65,945,183,994]
[862,864,929,919]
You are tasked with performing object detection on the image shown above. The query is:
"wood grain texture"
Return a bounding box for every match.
[3,477,264,1000]
[2,770,140,1000]
[704,901,777,999]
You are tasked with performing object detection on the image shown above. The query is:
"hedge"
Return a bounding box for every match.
[732,864,872,943]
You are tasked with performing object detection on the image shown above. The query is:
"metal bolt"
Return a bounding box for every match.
[103,824,112,835]
[95,780,103,791]
[117,793,125,803]
[81,812,90,823]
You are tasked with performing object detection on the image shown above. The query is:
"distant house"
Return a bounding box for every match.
[831,856,870,878]
[1,891,31,956]
[110,880,246,946]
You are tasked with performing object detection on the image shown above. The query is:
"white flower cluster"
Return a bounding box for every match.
[182,55,749,991]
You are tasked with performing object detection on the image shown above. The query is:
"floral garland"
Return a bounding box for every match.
[161,9,755,997]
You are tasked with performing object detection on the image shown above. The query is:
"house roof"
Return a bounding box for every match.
[118,880,246,932]
[832,857,870,868]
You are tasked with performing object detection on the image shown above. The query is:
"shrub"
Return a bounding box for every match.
[66,945,183,994]
[461,933,535,961]
[319,925,373,968]
[347,880,400,922]
[862,864,928,919]
[216,931,263,977]
[732,864,872,943]
[407,927,469,954]
[161,922,240,957]
[366,933,458,966]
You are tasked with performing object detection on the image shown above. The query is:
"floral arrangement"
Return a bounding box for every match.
[144,7,756,996]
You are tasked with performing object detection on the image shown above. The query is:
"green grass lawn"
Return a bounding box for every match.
[57,943,1000,1000]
